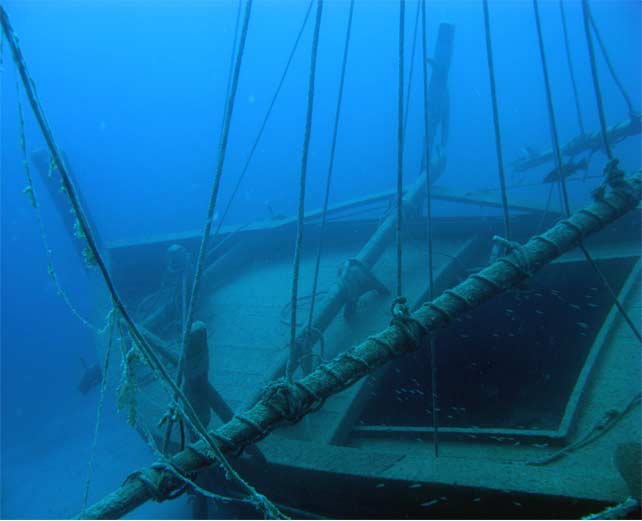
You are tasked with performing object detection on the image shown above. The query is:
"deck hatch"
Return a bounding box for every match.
[357,255,639,441]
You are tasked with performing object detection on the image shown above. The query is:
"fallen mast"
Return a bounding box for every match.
[80,171,641,520]
[511,114,642,172]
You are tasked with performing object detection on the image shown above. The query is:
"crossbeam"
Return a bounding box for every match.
[79,173,641,519]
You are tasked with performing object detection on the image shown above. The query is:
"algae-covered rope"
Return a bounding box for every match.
[2,8,184,416]
[396,0,406,297]
[304,0,355,356]
[482,0,511,243]
[288,0,324,378]
[4,6,284,517]
[211,0,314,240]
[533,0,641,344]
[14,80,104,333]
[420,0,439,458]
[559,0,586,138]
[82,308,116,512]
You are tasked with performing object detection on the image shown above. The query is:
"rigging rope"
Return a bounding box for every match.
[162,0,254,453]
[482,0,512,243]
[14,81,105,333]
[6,4,285,517]
[402,1,420,141]
[82,309,116,512]
[532,0,572,216]
[589,11,637,118]
[420,0,439,458]
[304,0,355,355]
[217,0,242,135]
[533,0,642,343]
[288,0,324,378]
[581,0,613,161]
[559,0,586,138]
[211,0,314,240]
[396,0,406,298]
[176,0,253,388]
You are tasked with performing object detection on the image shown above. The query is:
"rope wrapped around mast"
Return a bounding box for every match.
[80,172,641,520]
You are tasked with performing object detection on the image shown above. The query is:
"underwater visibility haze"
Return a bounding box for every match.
[1,0,641,519]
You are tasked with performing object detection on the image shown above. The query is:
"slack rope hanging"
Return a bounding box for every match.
[482,0,512,243]
[305,0,355,349]
[288,0,324,378]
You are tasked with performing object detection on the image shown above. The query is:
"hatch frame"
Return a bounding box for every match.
[351,254,641,446]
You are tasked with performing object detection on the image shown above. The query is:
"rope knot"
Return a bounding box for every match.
[123,466,184,503]
[389,296,427,352]
[593,160,639,203]
[492,235,533,277]
[260,378,308,423]
[391,296,409,318]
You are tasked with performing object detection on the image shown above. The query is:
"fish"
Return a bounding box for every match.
[521,145,540,159]
[543,158,589,183]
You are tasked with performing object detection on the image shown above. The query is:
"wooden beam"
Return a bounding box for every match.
[349,425,559,443]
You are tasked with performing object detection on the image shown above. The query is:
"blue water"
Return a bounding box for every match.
[1,0,640,518]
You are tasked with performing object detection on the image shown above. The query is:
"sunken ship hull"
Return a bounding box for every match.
[97,198,641,519]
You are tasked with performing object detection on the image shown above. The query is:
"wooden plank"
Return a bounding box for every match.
[256,436,625,504]
[351,425,560,442]
[557,259,642,440]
